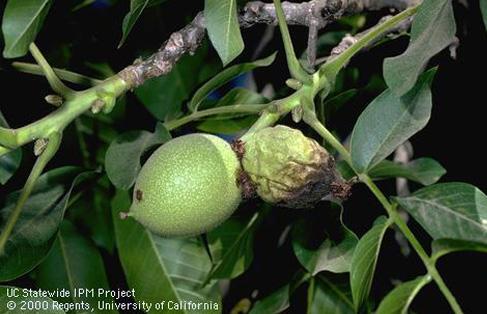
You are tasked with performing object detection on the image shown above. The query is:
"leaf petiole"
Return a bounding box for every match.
[29,43,74,97]
[273,0,311,83]
[0,131,62,254]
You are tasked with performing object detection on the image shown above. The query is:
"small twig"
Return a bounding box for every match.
[330,16,414,58]
[252,25,275,60]
[393,141,414,256]
[0,132,62,254]
[12,62,103,86]
[394,141,414,197]
[307,21,319,69]
[29,43,74,96]
[163,104,268,131]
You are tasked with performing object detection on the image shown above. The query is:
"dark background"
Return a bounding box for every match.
[1,0,486,313]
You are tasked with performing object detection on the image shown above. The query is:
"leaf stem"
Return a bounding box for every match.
[305,116,463,314]
[0,132,62,254]
[273,0,311,83]
[12,62,103,86]
[29,43,74,96]
[320,4,419,79]
[163,104,269,131]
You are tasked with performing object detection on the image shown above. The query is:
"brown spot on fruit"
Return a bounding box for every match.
[231,139,246,161]
[236,168,257,199]
[330,181,352,200]
[136,189,143,201]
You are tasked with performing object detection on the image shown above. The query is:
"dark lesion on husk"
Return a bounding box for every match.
[276,152,351,209]
[238,125,352,209]
[231,139,257,200]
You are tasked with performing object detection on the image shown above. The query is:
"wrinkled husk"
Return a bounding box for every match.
[241,125,349,208]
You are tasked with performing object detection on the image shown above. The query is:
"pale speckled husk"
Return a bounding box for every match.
[130,134,241,237]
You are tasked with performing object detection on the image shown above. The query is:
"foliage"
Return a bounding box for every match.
[0,0,485,313]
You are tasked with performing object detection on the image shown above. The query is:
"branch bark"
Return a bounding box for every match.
[118,0,419,88]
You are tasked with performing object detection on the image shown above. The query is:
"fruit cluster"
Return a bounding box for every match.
[128,126,348,237]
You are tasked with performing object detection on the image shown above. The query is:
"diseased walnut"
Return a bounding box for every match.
[236,168,257,199]
[135,189,143,202]
[241,125,349,208]
[231,139,246,161]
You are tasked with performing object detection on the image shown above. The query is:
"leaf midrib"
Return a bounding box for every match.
[146,230,183,308]
[208,212,259,278]
[223,0,235,59]
[403,197,486,231]
[58,232,79,304]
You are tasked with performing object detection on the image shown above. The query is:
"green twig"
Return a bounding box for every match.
[304,115,463,314]
[163,104,269,131]
[273,0,311,83]
[29,43,74,96]
[319,5,418,81]
[12,62,103,86]
[2,76,127,149]
[0,132,62,254]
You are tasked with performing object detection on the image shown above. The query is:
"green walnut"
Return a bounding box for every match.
[241,125,349,208]
[128,133,242,237]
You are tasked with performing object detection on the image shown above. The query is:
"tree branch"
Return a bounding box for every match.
[330,15,413,57]
[118,0,419,88]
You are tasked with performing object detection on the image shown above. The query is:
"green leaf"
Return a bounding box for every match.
[36,221,116,313]
[67,176,115,253]
[0,286,65,313]
[351,69,436,173]
[0,167,95,282]
[2,0,53,58]
[189,53,276,112]
[395,183,487,245]
[206,212,260,281]
[292,207,358,275]
[119,0,168,47]
[135,49,206,121]
[336,160,355,181]
[321,89,358,122]
[431,239,487,261]
[0,111,22,185]
[308,276,354,314]
[376,276,431,314]
[369,158,446,186]
[205,0,244,66]
[481,0,487,32]
[0,148,21,185]
[105,123,171,190]
[250,284,290,314]
[383,0,456,95]
[250,271,308,314]
[350,216,391,311]
[111,191,221,313]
